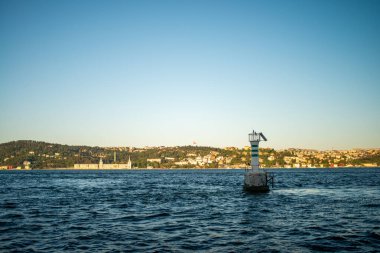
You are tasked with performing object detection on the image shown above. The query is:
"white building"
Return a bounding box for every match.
[147,158,162,163]
[74,157,132,169]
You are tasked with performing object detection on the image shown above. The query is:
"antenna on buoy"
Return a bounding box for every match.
[244,130,274,193]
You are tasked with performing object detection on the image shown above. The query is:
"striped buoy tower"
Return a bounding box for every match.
[244,130,272,192]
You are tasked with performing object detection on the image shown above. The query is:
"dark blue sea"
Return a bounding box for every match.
[1,168,380,252]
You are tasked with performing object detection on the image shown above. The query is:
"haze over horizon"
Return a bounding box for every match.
[1,139,380,152]
[1,0,379,150]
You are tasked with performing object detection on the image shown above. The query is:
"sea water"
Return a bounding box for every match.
[1,168,379,252]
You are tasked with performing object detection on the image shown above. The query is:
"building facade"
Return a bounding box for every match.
[74,157,132,169]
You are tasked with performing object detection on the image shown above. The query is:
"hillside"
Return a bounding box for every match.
[0,140,239,169]
[0,140,379,169]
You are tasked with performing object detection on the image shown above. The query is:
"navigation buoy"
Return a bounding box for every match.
[244,130,274,193]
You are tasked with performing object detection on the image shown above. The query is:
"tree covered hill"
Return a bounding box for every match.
[0,140,239,169]
[0,140,98,168]
[0,140,379,169]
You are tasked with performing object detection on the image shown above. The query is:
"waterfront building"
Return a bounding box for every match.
[174,161,188,166]
[74,157,133,169]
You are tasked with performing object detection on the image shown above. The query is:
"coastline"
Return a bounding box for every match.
[1,167,379,171]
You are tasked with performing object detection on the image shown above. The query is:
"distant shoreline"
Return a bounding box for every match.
[2,140,378,171]
[1,167,379,171]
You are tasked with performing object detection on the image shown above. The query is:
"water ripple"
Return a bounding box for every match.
[0,168,379,252]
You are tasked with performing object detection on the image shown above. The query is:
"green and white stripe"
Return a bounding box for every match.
[251,141,259,169]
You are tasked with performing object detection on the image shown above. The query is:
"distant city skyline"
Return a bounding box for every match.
[1,0,379,150]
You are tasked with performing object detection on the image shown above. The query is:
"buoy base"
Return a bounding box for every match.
[243,184,270,193]
[243,171,270,193]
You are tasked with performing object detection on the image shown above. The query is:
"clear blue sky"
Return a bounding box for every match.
[1,0,379,149]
